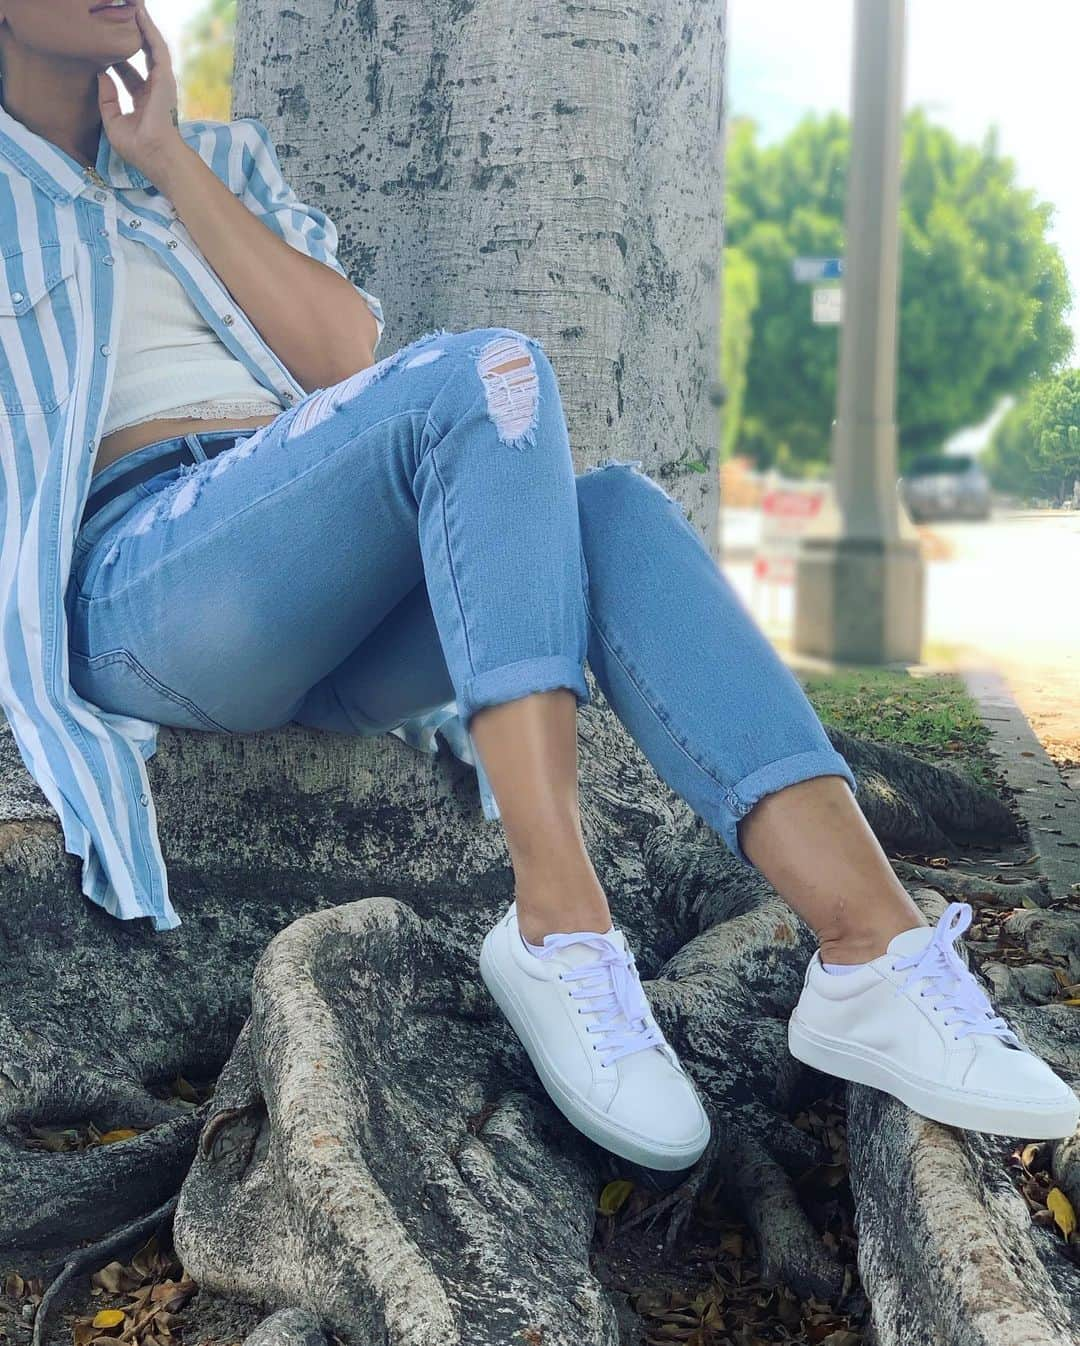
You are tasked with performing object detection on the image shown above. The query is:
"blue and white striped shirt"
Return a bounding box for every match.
[0,104,497,933]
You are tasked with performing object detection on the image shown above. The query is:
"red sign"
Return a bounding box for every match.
[754,555,796,582]
[762,490,824,519]
[754,480,830,586]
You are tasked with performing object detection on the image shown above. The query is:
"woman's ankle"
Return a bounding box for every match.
[817,917,927,966]
[513,879,612,945]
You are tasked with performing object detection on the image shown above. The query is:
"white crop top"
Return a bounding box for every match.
[100,231,288,438]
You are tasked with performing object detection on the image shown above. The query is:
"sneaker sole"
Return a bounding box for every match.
[479,928,710,1171]
[788,1013,1079,1139]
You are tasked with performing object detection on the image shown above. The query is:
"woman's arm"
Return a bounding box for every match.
[153,139,379,391]
[98,1,379,394]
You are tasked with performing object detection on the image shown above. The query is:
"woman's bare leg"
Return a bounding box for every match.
[737,774,926,962]
[469,689,611,945]
[469,691,925,955]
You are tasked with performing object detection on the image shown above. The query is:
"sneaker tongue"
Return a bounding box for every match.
[546,928,653,1041]
[885,923,936,958]
[882,916,1019,1048]
[543,926,627,968]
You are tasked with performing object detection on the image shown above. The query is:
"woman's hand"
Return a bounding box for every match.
[97,1,187,183]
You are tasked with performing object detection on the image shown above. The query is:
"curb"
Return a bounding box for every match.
[961,667,1080,900]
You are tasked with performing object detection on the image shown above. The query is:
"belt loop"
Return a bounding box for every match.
[184,432,209,463]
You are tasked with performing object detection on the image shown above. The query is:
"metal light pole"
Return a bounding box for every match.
[794,0,925,664]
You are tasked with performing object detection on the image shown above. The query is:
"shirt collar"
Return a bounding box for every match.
[0,97,164,200]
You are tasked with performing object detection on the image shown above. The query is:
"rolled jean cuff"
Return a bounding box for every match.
[723,747,859,869]
[458,654,591,729]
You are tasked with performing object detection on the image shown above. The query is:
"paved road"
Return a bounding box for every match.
[722,508,1080,763]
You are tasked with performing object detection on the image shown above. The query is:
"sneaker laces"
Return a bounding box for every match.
[535,933,666,1066]
[891,902,1022,1046]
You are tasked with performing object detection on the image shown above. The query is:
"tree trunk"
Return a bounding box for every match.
[230,0,726,556]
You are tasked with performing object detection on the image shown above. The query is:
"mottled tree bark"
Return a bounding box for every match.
[230,0,726,555]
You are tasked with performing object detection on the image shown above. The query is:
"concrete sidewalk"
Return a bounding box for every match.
[961,668,1080,900]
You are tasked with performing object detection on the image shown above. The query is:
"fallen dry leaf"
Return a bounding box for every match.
[91,1309,125,1330]
[1047,1187,1077,1238]
[598,1179,635,1216]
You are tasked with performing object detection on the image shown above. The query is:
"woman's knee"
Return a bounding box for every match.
[424,326,563,454]
[576,458,686,534]
[429,325,550,373]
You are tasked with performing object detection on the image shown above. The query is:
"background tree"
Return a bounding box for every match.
[984,368,1080,502]
[175,0,235,121]
[981,401,1049,500]
[726,111,1073,473]
[720,244,759,461]
[1024,367,1080,500]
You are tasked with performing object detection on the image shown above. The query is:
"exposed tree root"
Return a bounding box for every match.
[1,681,1063,1344]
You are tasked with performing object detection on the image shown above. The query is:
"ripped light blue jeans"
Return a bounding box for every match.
[67,325,857,866]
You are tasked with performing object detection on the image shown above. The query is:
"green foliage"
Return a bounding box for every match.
[1026,367,1080,492]
[727,111,1074,472]
[177,0,236,122]
[720,245,759,459]
[801,667,997,791]
[984,370,1080,501]
[982,402,1045,498]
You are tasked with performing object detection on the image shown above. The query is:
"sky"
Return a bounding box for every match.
[151,1,196,70]
[728,0,1080,351]
[115,2,200,101]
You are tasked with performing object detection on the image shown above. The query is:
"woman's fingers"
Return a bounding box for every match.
[133,1,171,78]
[110,59,147,98]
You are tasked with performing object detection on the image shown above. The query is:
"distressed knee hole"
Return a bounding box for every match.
[469,335,541,450]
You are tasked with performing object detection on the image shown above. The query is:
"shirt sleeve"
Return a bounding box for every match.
[231,116,386,352]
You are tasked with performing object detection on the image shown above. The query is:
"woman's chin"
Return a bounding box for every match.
[95,38,144,67]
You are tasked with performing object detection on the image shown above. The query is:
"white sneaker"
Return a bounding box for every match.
[788,901,1080,1139]
[478,902,711,1170]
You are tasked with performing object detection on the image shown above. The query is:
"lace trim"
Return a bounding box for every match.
[110,399,286,432]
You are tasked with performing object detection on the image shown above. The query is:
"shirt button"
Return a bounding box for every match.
[94,191,107,202]
[87,439,95,452]
[166,239,178,249]
[103,256,114,266]
[100,343,111,356]
[129,218,141,228]
[10,291,23,304]
[222,313,234,325]
[99,228,109,238]
[139,793,149,806]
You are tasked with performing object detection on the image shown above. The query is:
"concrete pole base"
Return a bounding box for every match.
[794,536,925,664]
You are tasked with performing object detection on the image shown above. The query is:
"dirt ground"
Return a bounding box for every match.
[1003,661,1080,770]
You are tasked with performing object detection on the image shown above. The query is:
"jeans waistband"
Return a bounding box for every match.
[84,428,259,526]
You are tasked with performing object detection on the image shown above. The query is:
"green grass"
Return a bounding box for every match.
[799,665,999,792]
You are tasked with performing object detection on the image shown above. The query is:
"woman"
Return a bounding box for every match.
[0,0,1074,1171]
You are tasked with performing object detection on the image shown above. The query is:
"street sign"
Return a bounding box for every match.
[812,285,844,325]
[793,256,845,284]
[755,479,831,587]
